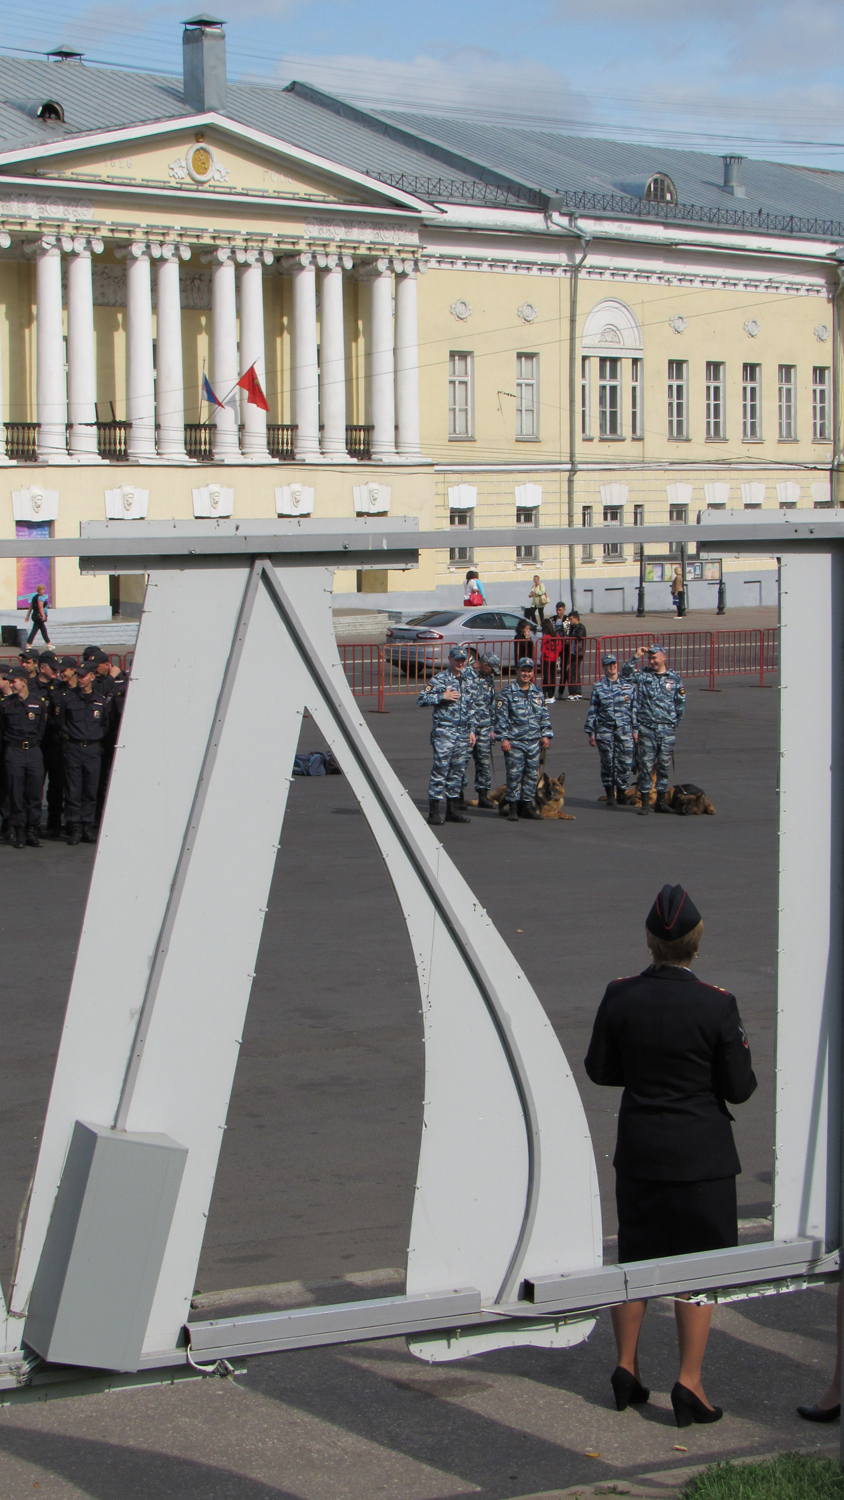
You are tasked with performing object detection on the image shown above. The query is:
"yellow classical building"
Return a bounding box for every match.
[0,19,840,622]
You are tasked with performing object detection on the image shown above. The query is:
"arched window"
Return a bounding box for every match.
[38,100,64,122]
[645,172,677,204]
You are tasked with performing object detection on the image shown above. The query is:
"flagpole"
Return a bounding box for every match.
[199,356,206,424]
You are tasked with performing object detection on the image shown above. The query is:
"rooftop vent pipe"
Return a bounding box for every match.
[722,155,746,198]
[46,44,84,63]
[182,15,227,112]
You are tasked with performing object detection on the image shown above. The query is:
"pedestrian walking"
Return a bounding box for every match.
[585,653,638,807]
[527,574,549,625]
[463,569,486,606]
[585,884,756,1428]
[0,663,47,847]
[25,583,52,647]
[621,644,685,815]
[564,611,587,699]
[540,620,562,702]
[495,657,552,821]
[418,646,477,826]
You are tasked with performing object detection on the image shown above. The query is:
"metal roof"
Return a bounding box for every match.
[0,54,844,237]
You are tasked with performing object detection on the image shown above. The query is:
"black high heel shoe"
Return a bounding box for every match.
[671,1381,723,1428]
[610,1366,650,1411]
[797,1403,841,1423]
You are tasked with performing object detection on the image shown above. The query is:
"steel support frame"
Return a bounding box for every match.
[0,516,840,1394]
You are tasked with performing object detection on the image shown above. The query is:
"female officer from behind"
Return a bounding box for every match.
[585,885,757,1428]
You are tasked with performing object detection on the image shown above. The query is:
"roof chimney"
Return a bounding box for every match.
[722,155,746,198]
[182,15,227,112]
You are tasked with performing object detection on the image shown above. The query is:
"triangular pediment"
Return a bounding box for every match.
[0,113,430,215]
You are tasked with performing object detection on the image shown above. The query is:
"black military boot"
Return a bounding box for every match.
[46,822,63,840]
[10,826,25,849]
[66,822,82,846]
[427,799,445,826]
[519,800,542,820]
[604,788,616,808]
[477,792,496,810]
[81,824,97,843]
[25,828,42,848]
[456,791,468,809]
[615,787,628,807]
[654,793,670,814]
[507,801,519,822]
[445,799,471,824]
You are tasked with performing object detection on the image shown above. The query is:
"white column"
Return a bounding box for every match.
[395,259,423,460]
[67,236,102,458]
[318,254,350,459]
[125,242,156,459]
[284,252,320,460]
[155,244,190,459]
[368,258,396,461]
[34,238,67,459]
[237,249,270,459]
[210,248,239,459]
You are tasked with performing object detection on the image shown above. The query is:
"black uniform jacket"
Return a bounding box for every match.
[58,686,112,742]
[584,965,757,1182]
[0,688,47,745]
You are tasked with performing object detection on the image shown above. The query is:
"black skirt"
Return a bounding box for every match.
[615,1173,737,1263]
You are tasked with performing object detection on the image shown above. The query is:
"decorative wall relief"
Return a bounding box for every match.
[450,300,472,321]
[517,304,538,323]
[354,483,391,514]
[668,315,687,334]
[12,486,59,523]
[276,484,315,517]
[192,485,234,519]
[815,324,830,342]
[743,319,761,338]
[105,486,149,520]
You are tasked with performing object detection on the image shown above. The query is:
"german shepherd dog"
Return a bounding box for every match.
[482,770,576,820]
[622,773,715,815]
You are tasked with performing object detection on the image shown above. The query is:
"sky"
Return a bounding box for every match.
[3,0,844,169]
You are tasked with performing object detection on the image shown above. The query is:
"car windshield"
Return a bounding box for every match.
[406,612,461,627]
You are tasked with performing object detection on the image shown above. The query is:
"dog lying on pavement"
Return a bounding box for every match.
[473,770,575,820]
[620,777,716,815]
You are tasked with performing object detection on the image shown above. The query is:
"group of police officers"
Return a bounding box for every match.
[0,646,127,849]
[419,641,685,823]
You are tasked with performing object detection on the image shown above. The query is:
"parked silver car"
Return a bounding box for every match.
[385,608,539,674]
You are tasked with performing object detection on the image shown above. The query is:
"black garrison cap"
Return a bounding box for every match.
[645,884,701,940]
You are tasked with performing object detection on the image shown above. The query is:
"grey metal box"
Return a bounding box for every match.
[24,1121,187,1372]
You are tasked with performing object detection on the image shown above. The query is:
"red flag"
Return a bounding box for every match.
[236,363,269,411]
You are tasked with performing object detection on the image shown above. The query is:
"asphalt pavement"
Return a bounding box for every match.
[0,668,834,1499]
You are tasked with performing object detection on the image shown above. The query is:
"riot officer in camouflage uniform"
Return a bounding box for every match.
[495,657,552,822]
[585,652,638,808]
[418,645,478,826]
[462,651,500,809]
[621,643,685,815]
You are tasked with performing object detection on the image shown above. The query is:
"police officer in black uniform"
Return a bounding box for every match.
[36,650,64,838]
[58,660,112,846]
[89,649,127,825]
[585,884,757,1429]
[0,663,47,847]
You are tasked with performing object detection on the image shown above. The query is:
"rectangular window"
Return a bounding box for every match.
[602,504,624,559]
[581,357,591,437]
[634,503,645,557]
[599,358,621,437]
[706,361,725,439]
[668,360,688,438]
[449,509,473,564]
[448,352,473,439]
[778,365,796,439]
[813,367,831,440]
[742,363,761,439]
[516,353,538,438]
[581,503,593,561]
[631,359,643,438]
[669,503,688,557]
[516,505,538,561]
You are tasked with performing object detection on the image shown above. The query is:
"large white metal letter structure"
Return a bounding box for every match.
[2,525,600,1375]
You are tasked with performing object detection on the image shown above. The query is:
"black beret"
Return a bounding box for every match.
[645,884,701,941]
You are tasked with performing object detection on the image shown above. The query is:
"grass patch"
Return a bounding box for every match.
[683,1453,844,1499]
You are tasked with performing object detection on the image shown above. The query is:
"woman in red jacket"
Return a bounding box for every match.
[540,620,562,702]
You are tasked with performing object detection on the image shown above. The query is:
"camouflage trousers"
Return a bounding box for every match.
[637,725,676,795]
[428,727,472,801]
[596,729,635,793]
[463,733,494,794]
[504,738,541,805]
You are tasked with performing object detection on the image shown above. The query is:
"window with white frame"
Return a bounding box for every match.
[581,504,593,561]
[742,363,761,439]
[516,505,538,561]
[645,172,677,203]
[631,359,643,438]
[669,502,688,556]
[778,365,796,439]
[581,357,591,437]
[448,352,473,439]
[668,360,688,438]
[516,353,539,438]
[602,504,624,559]
[449,509,473,564]
[706,362,725,439]
[634,503,645,557]
[599,358,621,437]
[813,367,831,440]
